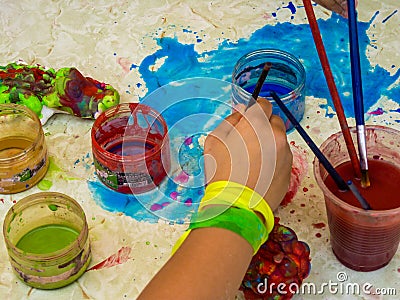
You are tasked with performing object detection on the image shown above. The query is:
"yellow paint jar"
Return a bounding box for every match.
[2,192,91,289]
[0,104,49,193]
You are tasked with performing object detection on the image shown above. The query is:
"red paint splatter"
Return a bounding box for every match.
[290,210,295,214]
[302,187,308,192]
[87,246,131,271]
[184,136,193,145]
[175,171,189,184]
[315,233,322,238]
[280,144,308,206]
[169,191,179,200]
[397,267,400,273]
[300,203,305,207]
[290,140,296,146]
[116,57,132,74]
[306,125,310,129]
[150,203,163,211]
[13,200,16,203]
[0,198,4,204]
[184,198,193,207]
[312,222,326,229]
[368,107,384,115]
[317,110,320,114]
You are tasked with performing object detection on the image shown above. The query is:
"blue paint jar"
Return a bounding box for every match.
[232,49,306,131]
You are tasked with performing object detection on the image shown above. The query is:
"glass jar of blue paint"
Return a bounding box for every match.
[232,49,306,130]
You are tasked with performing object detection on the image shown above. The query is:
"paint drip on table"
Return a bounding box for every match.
[0,62,120,124]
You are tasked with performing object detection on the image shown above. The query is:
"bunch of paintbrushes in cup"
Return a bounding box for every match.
[248,0,390,211]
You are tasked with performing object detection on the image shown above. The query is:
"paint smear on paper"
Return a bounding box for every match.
[87,246,132,271]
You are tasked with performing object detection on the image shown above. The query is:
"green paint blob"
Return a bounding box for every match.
[48,204,58,211]
[16,224,79,254]
[46,157,79,180]
[38,179,53,190]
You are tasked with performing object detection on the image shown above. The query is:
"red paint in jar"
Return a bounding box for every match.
[91,103,170,194]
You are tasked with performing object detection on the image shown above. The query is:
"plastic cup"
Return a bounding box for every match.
[313,125,400,271]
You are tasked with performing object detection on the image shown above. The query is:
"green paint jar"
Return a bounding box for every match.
[2,192,91,289]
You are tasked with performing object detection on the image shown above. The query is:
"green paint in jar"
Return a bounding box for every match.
[16,224,79,254]
[2,192,91,289]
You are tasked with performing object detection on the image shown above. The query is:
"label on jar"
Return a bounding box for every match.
[0,156,47,184]
[93,157,152,190]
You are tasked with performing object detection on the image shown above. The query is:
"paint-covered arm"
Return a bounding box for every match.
[138,99,292,299]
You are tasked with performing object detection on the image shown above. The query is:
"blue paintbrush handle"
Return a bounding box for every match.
[270,91,347,190]
[270,91,372,210]
[348,0,364,126]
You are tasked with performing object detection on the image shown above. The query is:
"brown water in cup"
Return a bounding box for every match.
[313,125,400,271]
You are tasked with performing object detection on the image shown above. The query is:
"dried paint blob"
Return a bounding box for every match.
[0,62,120,123]
[240,218,311,299]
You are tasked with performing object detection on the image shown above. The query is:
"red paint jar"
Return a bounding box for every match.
[91,103,170,194]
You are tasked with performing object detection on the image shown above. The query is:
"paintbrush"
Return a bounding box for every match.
[270,90,372,210]
[246,62,272,110]
[347,0,370,188]
[302,0,362,180]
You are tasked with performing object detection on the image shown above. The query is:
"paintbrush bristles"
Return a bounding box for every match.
[361,170,370,188]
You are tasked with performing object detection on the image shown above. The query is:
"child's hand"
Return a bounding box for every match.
[313,0,355,18]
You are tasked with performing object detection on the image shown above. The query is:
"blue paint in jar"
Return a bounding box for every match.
[232,49,306,131]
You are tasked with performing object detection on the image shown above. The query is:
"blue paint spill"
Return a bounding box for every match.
[91,12,399,223]
[137,14,399,117]
[88,178,201,224]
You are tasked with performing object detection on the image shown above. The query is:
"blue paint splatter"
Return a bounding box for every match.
[390,108,400,113]
[283,1,297,14]
[137,14,399,117]
[88,177,201,224]
[382,10,398,23]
